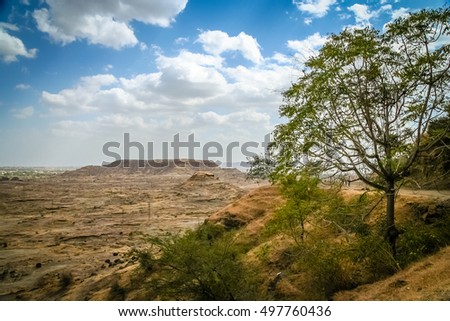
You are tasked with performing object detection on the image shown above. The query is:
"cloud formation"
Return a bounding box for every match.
[33,0,188,49]
[196,30,264,64]
[0,23,37,63]
[34,28,329,162]
[293,0,337,18]
[287,32,327,61]
[348,3,392,26]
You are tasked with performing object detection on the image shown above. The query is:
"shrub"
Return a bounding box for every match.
[136,223,262,300]
[285,239,356,300]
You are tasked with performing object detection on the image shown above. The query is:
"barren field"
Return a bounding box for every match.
[0,163,259,300]
[1,162,449,301]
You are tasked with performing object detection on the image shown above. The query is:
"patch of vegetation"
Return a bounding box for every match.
[133,223,263,300]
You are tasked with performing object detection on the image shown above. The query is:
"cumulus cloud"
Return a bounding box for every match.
[348,3,392,26]
[0,23,37,63]
[42,74,119,115]
[196,30,263,64]
[287,32,327,61]
[33,0,188,49]
[12,106,34,119]
[39,30,319,160]
[293,0,337,18]
[348,4,375,24]
[41,30,324,124]
[41,48,292,119]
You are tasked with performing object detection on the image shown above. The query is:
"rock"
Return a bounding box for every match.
[221,213,247,229]
[35,263,42,268]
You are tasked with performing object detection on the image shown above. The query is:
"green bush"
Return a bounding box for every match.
[351,232,400,283]
[266,173,325,243]
[396,217,450,267]
[296,240,356,300]
[136,223,262,300]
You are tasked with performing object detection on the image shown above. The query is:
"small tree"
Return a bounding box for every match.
[272,9,450,255]
[247,154,277,180]
[268,173,323,244]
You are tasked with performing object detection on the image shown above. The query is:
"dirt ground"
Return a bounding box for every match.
[0,165,448,301]
[0,165,259,300]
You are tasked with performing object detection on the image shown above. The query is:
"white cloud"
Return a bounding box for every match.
[197,30,263,64]
[391,7,410,20]
[15,83,31,90]
[304,18,313,25]
[175,37,190,45]
[271,52,292,64]
[12,106,34,119]
[0,23,37,63]
[42,74,119,115]
[293,0,337,18]
[287,32,327,61]
[39,42,299,161]
[348,4,374,24]
[33,0,188,49]
[348,3,392,26]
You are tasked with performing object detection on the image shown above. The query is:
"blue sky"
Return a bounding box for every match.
[0,0,446,166]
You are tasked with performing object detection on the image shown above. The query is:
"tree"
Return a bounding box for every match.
[271,8,450,255]
[246,154,277,180]
[268,173,323,244]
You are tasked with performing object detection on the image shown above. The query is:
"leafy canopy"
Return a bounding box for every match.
[272,8,450,192]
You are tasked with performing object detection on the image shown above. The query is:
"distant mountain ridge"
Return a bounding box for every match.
[103,159,219,169]
[61,160,249,182]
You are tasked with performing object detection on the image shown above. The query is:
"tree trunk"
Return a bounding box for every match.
[385,182,399,257]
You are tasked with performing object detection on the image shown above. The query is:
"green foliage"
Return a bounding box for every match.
[272,8,450,190]
[292,240,356,300]
[247,154,277,181]
[270,7,450,255]
[322,191,379,236]
[266,173,324,243]
[351,232,400,282]
[408,107,450,189]
[135,223,262,300]
[396,209,450,267]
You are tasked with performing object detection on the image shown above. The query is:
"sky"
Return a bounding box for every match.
[0,0,447,167]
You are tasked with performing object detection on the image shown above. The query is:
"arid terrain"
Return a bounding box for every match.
[0,161,262,300]
[0,161,449,300]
